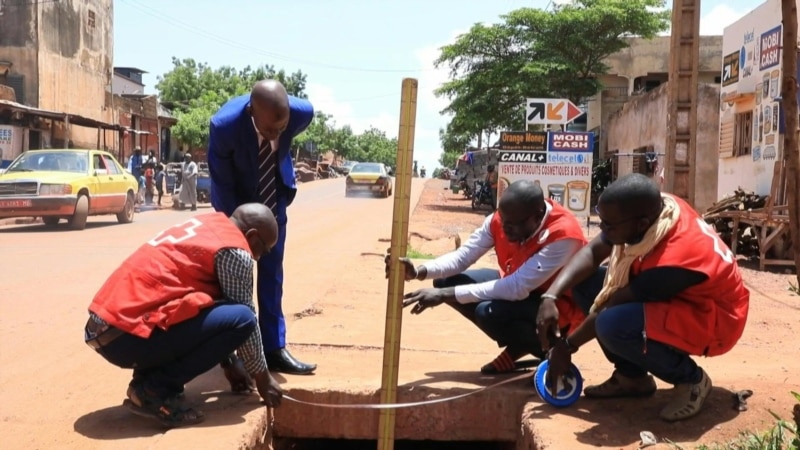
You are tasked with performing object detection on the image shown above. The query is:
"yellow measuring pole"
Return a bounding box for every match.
[377,78,418,450]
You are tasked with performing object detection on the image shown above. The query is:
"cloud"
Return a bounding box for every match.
[699,4,748,35]
[305,82,399,137]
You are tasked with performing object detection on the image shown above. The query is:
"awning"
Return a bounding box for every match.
[721,91,756,104]
[0,99,125,131]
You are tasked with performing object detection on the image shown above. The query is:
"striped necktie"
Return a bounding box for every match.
[257,139,278,212]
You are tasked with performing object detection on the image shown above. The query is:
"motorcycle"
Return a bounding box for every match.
[458,174,473,199]
[471,180,495,211]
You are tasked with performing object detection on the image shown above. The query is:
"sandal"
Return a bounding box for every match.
[659,369,712,422]
[124,384,205,428]
[584,371,657,398]
[480,349,541,374]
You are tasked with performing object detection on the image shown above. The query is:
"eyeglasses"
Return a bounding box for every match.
[594,205,642,229]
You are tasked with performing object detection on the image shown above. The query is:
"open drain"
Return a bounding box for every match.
[272,438,516,450]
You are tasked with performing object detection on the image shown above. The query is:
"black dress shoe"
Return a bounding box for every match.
[266,348,317,375]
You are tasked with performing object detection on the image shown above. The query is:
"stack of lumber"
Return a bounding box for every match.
[703,189,768,257]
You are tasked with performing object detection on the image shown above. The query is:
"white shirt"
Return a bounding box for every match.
[252,117,276,157]
[420,202,583,304]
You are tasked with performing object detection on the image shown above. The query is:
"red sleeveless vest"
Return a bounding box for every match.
[489,200,588,330]
[634,195,750,356]
[89,213,252,338]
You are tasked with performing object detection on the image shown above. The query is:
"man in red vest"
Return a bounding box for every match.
[389,180,589,373]
[539,173,749,422]
[85,203,283,428]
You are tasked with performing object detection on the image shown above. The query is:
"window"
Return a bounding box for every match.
[87,10,96,28]
[103,156,121,174]
[733,111,753,157]
[93,154,107,170]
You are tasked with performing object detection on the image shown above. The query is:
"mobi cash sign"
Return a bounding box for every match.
[548,132,593,152]
[759,25,782,71]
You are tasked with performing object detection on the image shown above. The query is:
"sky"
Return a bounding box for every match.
[114,0,756,171]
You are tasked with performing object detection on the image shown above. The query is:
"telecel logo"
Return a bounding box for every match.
[547,153,588,164]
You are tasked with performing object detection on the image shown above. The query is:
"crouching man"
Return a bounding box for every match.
[84,203,283,427]
[538,174,750,422]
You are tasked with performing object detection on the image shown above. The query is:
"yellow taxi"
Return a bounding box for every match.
[0,149,139,230]
[345,162,394,198]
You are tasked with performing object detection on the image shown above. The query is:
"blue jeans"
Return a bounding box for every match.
[434,269,549,357]
[96,303,256,398]
[573,267,702,385]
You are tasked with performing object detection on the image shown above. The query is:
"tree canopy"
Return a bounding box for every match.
[157,58,398,167]
[435,0,670,167]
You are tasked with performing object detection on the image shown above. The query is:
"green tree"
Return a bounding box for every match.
[350,127,398,167]
[434,0,670,145]
[156,57,308,148]
[438,124,472,168]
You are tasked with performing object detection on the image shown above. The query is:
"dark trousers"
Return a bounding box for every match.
[256,195,288,353]
[433,269,548,358]
[573,267,702,385]
[96,303,256,398]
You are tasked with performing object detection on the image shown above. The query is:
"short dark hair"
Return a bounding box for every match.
[599,173,662,213]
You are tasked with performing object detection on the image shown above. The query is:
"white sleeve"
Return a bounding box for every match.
[453,238,583,303]
[419,214,495,280]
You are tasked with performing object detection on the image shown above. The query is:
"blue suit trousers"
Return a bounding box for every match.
[256,195,288,352]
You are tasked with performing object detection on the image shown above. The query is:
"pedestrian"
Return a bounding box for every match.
[155,164,166,207]
[207,80,316,375]
[539,173,750,422]
[144,162,155,205]
[179,153,198,211]
[390,180,588,373]
[84,203,284,427]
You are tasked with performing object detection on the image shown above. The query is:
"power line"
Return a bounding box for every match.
[119,0,436,74]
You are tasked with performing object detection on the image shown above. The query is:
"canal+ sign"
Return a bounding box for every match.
[548,131,594,152]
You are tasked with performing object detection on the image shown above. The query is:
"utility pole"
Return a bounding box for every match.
[781,0,799,286]
[664,0,701,206]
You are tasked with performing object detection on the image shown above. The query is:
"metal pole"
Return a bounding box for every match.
[377,78,418,450]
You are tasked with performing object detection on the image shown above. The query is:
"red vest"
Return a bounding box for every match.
[89,213,252,338]
[489,200,588,331]
[635,195,750,357]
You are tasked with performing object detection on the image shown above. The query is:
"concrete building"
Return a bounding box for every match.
[112,67,147,95]
[606,83,721,212]
[587,36,723,157]
[0,0,115,149]
[717,0,799,198]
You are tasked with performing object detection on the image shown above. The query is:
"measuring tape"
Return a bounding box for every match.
[283,372,532,409]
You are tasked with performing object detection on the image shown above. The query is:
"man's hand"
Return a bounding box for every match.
[546,340,573,397]
[402,288,451,314]
[254,371,282,408]
[221,354,255,394]
[536,297,561,352]
[384,247,420,281]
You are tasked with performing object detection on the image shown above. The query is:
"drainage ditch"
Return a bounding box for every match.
[271,438,516,450]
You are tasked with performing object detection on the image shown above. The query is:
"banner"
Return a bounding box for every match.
[497,131,594,217]
[0,125,24,169]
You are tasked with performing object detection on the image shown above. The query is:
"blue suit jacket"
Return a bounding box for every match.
[208,94,314,217]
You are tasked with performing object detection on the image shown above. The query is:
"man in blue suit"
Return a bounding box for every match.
[208,80,317,375]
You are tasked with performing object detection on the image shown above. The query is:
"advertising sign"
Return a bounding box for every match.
[497,131,594,217]
[759,25,782,71]
[0,125,24,169]
[525,98,584,125]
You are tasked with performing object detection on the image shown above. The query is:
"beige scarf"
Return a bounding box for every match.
[590,194,681,313]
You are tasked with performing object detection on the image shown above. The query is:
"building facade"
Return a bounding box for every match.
[587,36,723,157]
[717,0,798,198]
[0,0,115,149]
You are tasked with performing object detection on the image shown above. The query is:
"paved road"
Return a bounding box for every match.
[0,177,425,449]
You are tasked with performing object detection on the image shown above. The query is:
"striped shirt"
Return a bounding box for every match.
[88,247,267,374]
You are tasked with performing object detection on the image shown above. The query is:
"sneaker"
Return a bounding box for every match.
[659,368,712,422]
[584,370,657,398]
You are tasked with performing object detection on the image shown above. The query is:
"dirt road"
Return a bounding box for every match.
[0,177,424,449]
[1,177,798,449]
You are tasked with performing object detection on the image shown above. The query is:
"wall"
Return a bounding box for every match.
[36,0,114,148]
[607,83,721,211]
[717,0,788,198]
[112,74,144,95]
[0,3,40,105]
